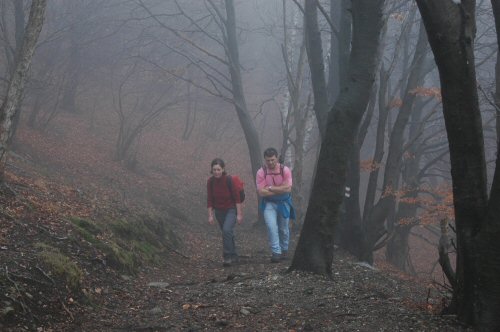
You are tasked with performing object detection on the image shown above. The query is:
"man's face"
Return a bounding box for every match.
[264,155,278,170]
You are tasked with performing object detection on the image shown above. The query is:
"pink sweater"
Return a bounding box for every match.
[256,164,292,190]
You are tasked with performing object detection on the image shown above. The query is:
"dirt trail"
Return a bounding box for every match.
[67,224,470,332]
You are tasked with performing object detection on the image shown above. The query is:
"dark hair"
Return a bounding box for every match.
[210,158,227,175]
[263,147,278,158]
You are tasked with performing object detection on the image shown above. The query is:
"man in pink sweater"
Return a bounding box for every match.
[256,148,295,263]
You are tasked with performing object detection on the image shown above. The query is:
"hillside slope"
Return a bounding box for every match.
[0,114,469,331]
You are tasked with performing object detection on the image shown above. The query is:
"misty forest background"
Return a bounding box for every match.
[1,0,500,330]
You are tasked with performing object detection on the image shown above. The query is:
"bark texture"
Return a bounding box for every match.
[474,1,500,330]
[416,1,500,329]
[290,0,385,275]
[304,0,329,136]
[0,0,47,179]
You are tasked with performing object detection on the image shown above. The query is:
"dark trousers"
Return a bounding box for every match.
[214,208,238,260]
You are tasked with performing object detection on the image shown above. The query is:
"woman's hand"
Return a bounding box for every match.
[208,215,215,225]
[237,213,243,224]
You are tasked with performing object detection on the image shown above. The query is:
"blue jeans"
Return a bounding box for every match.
[263,202,290,254]
[214,208,238,260]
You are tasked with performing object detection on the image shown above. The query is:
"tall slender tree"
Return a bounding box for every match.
[0,0,47,181]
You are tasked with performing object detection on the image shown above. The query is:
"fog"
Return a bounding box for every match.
[1,0,498,297]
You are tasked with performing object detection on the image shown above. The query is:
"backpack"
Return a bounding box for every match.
[210,175,245,203]
[263,164,284,177]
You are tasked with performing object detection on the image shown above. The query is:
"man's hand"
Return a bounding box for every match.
[237,213,243,224]
[258,187,274,197]
[208,215,215,225]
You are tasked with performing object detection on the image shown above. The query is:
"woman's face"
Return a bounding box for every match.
[212,164,224,178]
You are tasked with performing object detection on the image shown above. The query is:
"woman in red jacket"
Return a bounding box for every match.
[207,158,243,267]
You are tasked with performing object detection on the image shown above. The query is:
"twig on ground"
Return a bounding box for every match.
[35,265,74,321]
[5,266,31,316]
[8,271,52,286]
[35,265,56,285]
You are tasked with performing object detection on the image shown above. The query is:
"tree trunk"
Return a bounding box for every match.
[362,21,431,263]
[473,1,500,330]
[386,225,412,271]
[337,0,351,100]
[224,0,262,178]
[290,0,385,275]
[416,0,488,326]
[304,0,329,136]
[386,78,426,272]
[61,40,80,113]
[6,0,27,146]
[336,137,366,258]
[0,0,47,180]
[362,64,390,230]
[494,0,500,146]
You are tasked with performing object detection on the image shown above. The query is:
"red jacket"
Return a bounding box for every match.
[207,174,242,210]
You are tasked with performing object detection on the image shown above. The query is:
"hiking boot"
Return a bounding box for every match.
[223,258,232,267]
[281,251,289,260]
[270,253,281,263]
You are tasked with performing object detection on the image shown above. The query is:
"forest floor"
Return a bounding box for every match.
[0,117,474,331]
[0,167,472,331]
[66,230,472,332]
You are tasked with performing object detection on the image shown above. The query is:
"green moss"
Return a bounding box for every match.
[132,240,158,262]
[70,217,102,245]
[102,241,138,273]
[109,219,138,240]
[35,243,82,292]
[70,217,101,235]
[68,214,180,274]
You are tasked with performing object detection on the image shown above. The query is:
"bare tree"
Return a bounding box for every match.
[416,0,500,329]
[135,0,263,179]
[0,0,47,180]
[271,0,316,224]
[362,15,435,264]
[303,0,329,136]
[290,0,386,275]
[112,62,181,168]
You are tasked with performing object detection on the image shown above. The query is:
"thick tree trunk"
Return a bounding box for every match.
[0,0,47,180]
[304,0,329,136]
[337,86,376,258]
[328,0,351,105]
[416,0,488,326]
[473,1,500,330]
[337,0,351,99]
[336,139,366,258]
[386,225,412,271]
[290,0,385,275]
[494,0,500,146]
[328,0,339,103]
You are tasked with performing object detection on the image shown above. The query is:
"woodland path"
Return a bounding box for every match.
[68,222,471,332]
